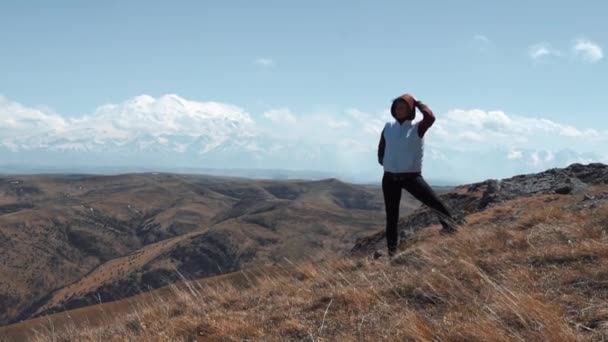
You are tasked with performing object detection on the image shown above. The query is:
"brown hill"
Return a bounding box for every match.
[1,163,607,341]
[0,173,433,326]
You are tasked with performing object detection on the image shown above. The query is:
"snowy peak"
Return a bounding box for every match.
[1,94,258,153]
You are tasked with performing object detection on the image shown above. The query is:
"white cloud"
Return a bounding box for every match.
[431,109,606,161]
[472,34,492,54]
[428,148,447,161]
[458,131,484,142]
[254,58,274,67]
[0,96,68,132]
[327,118,350,129]
[530,150,555,165]
[442,109,598,140]
[572,38,603,63]
[173,143,188,153]
[255,107,388,165]
[474,34,489,43]
[529,42,560,60]
[507,150,523,160]
[263,108,297,124]
[530,151,540,166]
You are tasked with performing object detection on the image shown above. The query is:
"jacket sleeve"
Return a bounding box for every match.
[377,127,386,166]
[416,101,436,138]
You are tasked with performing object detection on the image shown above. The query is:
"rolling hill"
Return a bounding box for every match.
[0,172,435,327]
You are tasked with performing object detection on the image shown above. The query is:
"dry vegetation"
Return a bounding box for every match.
[0,174,397,325]
[3,187,608,341]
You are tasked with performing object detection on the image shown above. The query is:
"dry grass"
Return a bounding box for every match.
[5,188,608,341]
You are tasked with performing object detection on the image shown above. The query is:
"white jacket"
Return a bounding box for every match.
[378,120,424,173]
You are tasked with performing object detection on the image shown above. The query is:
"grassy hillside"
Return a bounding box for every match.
[2,181,607,341]
[0,173,428,326]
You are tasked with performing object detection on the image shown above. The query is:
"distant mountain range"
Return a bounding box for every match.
[2,94,602,185]
[1,94,378,180]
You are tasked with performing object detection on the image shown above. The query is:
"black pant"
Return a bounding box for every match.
[382,172,454,252]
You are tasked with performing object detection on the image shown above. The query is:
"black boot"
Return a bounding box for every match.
[440,221,457,235]
[388,246,397,257]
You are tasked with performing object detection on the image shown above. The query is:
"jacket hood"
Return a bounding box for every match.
[392,93,416,120]
[399,94,416,111]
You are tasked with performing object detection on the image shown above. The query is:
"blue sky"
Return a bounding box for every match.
[1,1,607,184]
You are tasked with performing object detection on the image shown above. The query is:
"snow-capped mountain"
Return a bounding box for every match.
[1,94,258,154]
[1,94,606,184]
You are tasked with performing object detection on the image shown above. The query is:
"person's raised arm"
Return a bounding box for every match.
[415,100,436,138]
[377,127,386,166]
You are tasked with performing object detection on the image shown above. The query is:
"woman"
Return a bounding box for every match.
[377,93,458,257]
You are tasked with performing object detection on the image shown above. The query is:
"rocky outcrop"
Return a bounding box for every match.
[351,163,608,256]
